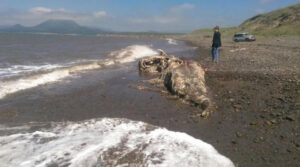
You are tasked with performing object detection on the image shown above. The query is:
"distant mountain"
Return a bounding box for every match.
[0,19,110,35]
[239,3,300,36]
[3,24,29,33]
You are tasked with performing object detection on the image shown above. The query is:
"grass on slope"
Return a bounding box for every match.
[190,27,240,38]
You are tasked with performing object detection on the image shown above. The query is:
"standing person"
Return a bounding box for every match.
[211,26,222,63]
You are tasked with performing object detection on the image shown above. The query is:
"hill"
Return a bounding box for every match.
[240,3,300,36]
[191,3,300,37]
[0,19,110,35]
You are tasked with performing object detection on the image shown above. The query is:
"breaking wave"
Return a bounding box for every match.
[0,45,157,99]
[0,64,64,78]
[166,38,178,45]
[0,118,234,167]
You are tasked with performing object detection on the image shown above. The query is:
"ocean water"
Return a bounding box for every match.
[0,34,193,99]
[0,34,234,167]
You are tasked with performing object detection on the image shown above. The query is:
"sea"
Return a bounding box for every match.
[0,33,234,167]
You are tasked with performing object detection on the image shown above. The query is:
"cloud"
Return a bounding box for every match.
[0,4,200,32]
[29,7,70,15]
[93,11,107,18]
[0,7,109,26]
[177,3,195,10]
[29,7,53,14]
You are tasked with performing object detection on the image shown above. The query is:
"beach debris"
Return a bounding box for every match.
[138,50,210,110]
[230,48,246,53]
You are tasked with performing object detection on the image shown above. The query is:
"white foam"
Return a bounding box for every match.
[108,45,158,63]
[0,64,63,78]
[0,118,234,167]
[166,38,178,45]
[0,45,157,99]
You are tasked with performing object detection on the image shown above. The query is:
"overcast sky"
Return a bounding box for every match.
[0,0,299,32]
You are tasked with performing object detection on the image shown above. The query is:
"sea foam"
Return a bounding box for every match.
[166,38,178,45]
[0,64,64,78]
[0,118,234,167]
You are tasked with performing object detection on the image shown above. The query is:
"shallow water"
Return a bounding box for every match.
[0,34,233,167]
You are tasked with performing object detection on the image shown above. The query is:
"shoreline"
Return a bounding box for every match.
[179,36,300,166]
[0,35,299,166]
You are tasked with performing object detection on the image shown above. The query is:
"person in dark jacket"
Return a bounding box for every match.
[211,26,222,63]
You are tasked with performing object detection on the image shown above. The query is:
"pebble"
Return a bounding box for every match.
[259,137,265,141]
[250,121,257,125]
[236,132,243,137]
[201,111,208,117]
[261,156,268,161]
[266,120,272,126]
[286,115,296,121]
[276,113,282,117]
[270,113,277,117]
[231,140,237,144]
[278,97,287,103]
[233,104,242,109]
[253,138,260,143]
[271,119,277,124]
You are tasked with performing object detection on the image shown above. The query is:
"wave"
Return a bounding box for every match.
[0,64,64,78]
[166,38,178,45]
[0,45,157,99]
[108,45,158,63]
[0,118,234,167]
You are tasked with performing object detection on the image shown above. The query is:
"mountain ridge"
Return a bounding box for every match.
[0,19,110,35]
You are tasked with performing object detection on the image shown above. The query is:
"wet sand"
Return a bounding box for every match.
[0,36,299,167]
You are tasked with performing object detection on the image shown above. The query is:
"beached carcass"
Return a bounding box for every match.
[138,50,210,110]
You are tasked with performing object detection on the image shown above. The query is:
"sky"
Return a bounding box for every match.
[0,0,299,32]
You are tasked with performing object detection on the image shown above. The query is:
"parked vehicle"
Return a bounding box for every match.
[233,33,256,42]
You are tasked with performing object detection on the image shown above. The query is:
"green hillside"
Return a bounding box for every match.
[240,3,300,36]
[191,3,300,37]
[191,27,238,38]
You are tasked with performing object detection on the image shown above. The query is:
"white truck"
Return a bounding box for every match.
[233,32,256,42]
